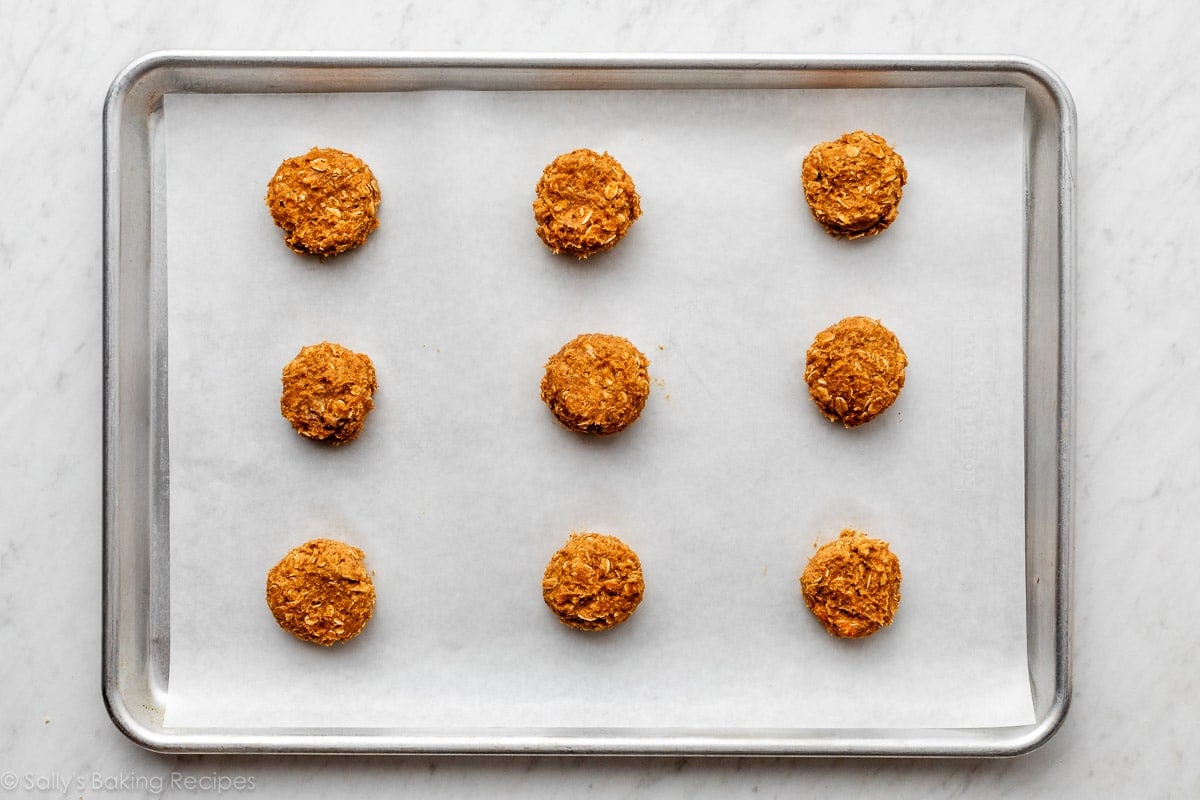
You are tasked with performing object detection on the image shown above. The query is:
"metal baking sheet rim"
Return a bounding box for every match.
[102,50,1076,756]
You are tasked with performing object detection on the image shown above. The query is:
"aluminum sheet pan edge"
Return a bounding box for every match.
[102,51,1075,756]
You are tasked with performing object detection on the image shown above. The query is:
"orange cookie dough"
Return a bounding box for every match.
[280,342,377,444]
[542,532,645,631]
[800,529,902,639]
[266,147,381,256]
[266,538,376,646]
[541,333,650,435]
[533,148,641,257]
[804,316,906,427]
[801,131,907,239]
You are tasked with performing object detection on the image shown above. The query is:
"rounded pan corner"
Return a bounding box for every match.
[998,54,1078,130]
[993,685,1073,758]
[102,678,176,754]
[104,50,204,124]
[105,51,170,108]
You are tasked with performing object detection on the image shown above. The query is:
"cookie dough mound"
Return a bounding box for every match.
[800,529,901,639]
[541,333,650,435]
[266,147,381,256]
[533,148,641,257]
[802,131,906,239]
[281,342,377,444]
[266,538,376,646]
[804,316,906,427]
[542,532,645,631]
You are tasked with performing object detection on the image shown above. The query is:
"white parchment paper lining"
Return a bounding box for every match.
[163,86,1032,729]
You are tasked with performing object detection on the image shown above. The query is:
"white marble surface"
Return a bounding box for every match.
[1,0,1197,797]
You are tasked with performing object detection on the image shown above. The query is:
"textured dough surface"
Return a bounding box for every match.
[804,316,906,427]
[800,529,902,639]
[533,149,641,257]
[266,147,381,256]
[542,532,645,631]
[266,538,376,646]
[280,342,377,444]
[541,333,650,435]
[802,131,906,239]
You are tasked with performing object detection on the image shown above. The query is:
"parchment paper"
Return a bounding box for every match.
[163,86,1032,729]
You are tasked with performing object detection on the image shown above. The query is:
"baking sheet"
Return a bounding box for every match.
[162,86,1032,729]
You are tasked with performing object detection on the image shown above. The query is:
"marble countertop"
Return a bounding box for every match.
[2,1,1197,797]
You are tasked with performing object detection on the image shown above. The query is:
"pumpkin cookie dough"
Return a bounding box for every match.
[266,538,376,646]
[266,147,381,256]
[280,341,377,444]
[541,333,650,435]
[801,131,906,239]
[800,529,902,639]
[533,148,641,257]
[804,316,906,427]
[542,532,645,631]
